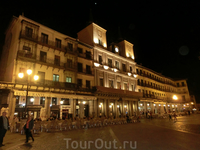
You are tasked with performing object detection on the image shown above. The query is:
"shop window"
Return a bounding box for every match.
[40,97,45,105]
[61,98,70,105]
[52,97,57,105]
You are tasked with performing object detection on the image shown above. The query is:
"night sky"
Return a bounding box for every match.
[0,0,200,102]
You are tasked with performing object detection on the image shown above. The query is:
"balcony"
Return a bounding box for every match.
[143,94,156,99]
[15,79,96,93]
[36,56,65,69]
[78,69,94,76]
[17,50,36,62]
[78,52,93,60]
[19,30,38,42]
[64,62,77,72]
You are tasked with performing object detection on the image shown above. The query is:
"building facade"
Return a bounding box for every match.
[0,15,194,120]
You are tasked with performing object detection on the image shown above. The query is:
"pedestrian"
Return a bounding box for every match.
[173,112,177,122]
[146,111,148,118]
[150,112,152,120]
[0,112,9,147]
[24,115,34,143]
[188,110,190,115]
[169,114,172,121]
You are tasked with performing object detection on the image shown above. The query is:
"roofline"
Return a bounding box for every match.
[136,64,187,81]
[4,15,18,35]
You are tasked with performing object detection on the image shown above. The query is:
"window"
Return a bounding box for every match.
[86,65,91,74]
[55,38,61,48]
[100,78,103,86]
[77,79,82,87]
[99,55,102,65]
[38,71,45,83]
[77,47,83,53]
[66,77,72,83]
[25,27,33,37]
[86,51,92,59]
[141,80,143,86]
[28,97,34,105]
[115,61,119,69]
[138,89,141,92]
[40,51,47,62]
[124,83,127,90]
[131,85,134,91]
[68,43,73,51]
[67,59,72,68]
[130,66,132,72]
[52,97,57,105]
[61,98,70,105]
[117,82,121,89]
[98,39,102,45]
[109,80,114,88]
[23,46,31,52]
[53,74,59,82]
[41,33,48,44]
[177,83,179,87]
[16,96,19,105]
[136,69,139,74]
[182,95,186,101]
[78,63,83,72]
[86,80,90,89]
[122,63,126,72]
[108,58,112,67]
[181,82,185,86]
[40,97,45,105]
[137,79,140,85]
[54,55,60,66]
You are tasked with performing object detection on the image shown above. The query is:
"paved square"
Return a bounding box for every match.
[1,114,200,150]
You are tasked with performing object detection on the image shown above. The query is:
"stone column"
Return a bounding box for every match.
[107,99,110,117]
[8,92,16,120]
[114,100,117,118]
[97,98,99,117]
[45,97,51,119]
[136,101,139,115]
[144,102,147,113]
[122,100,124,116]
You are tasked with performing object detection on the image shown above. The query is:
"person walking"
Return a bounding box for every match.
[169,113,172,121]
[24,115,34,143]
[173,112,177,122]
[0,112,9,147]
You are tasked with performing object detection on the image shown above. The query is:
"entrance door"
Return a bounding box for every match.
[84,105,89,117]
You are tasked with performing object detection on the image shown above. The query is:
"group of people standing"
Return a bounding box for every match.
[0,112,35,147]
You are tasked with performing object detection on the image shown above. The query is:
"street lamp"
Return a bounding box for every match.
[18,69,39,118]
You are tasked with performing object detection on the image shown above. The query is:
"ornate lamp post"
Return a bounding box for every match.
[18,69,39,117]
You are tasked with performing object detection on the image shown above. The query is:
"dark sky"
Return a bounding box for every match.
[0,0,200,102]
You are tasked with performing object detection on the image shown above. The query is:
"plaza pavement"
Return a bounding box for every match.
[1,114,200,150]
